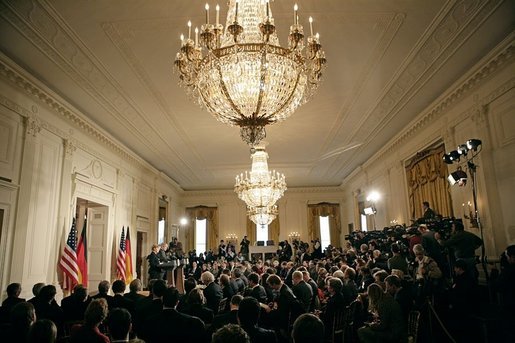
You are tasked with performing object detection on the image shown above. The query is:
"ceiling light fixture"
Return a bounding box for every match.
[174,0,327,146]
[234,144,286,225]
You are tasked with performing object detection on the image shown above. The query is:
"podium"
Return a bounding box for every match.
[161,259,187,294]
[249,245,277,262]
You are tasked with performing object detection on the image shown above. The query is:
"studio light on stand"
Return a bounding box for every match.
[443,138,488,282]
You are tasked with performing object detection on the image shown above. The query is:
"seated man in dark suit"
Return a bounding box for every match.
[111,280,134,314]
[212,324,250,343]
[246,273,268,304]
[209,294,243,335]
[107,308,144,343]
[2,302,36,343]
[320,277,345,341]
[147,287,207,343]
[292,313,325,343]
[124,279,146,304]
[201,271,223,314]
[0,283,25,323]
[238,297,277,343]
[292,271,312,313]
[92,280,114,309]
[384,275,413,320]
[61,284,91,321]
[134,279,167,341]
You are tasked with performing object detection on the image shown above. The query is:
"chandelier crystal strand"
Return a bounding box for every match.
[234,145,286,225]
[175,0,326,146]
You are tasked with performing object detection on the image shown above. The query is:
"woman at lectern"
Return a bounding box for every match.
[147,244,164,280]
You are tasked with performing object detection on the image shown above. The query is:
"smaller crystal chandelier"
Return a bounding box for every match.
[248,205,278,226]
[235,145,286,225]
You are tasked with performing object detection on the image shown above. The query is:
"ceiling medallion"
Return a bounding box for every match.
[174,0,326,146]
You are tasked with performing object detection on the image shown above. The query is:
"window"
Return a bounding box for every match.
[158,219,165,244]
[195,218,207,255]
[256,224,268,242]
[319,216,331,251]
[361,214,368,232]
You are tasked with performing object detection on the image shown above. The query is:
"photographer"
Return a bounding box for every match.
[437,221,482,280]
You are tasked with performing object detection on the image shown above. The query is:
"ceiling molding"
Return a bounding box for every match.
[332,0,504,179]
[0,52,173,182]
[342,33,515,185]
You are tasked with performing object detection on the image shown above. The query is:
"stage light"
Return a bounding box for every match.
[457,144,469,156]
[466,139,482,151]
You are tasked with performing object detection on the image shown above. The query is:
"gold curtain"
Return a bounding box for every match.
[185,206,219,252]
[406,144,453,220]
[307,203,341,247]
[246,217,256,245]
[269,216,280,244]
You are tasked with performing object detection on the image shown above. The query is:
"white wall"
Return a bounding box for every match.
[0,54,181,299]
[341,37,515,259]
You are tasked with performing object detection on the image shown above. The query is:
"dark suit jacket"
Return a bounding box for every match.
[111,294,134,313]
[148,308,206,343]
[321,291,345,338]
[124,291,146,304]
[204,282,223,314]
[250,284,268,303]
[61,294,91,321]
[183,303,214,324]
[292,281,312,312]
[91,293,114,309]
[133,298,163,339]
[275,284,297,329]
[241,324,278,343]
[209,309,238,335]
[0,297,25,323]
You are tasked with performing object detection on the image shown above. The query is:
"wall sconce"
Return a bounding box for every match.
[462,201,478,228]
[288,232,300,242]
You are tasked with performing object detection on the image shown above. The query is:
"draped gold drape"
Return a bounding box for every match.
[307,203,341,247]
[406,144,453,220]
[246,217,256,244]
[185,206,219,252]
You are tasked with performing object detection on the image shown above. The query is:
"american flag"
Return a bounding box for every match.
[59,218,79,291]
[116,226,126,281]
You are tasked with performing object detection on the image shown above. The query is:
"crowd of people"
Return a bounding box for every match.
[1,216,514,343]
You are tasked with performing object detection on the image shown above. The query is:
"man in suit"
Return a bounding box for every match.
[111,280,134,314]
[61,284,91,321]
[201,271,223,314]
[266,274,299,337]
[292,271,312,313]
[292,313,325,343]
[284,261,295,287]
[320,277,345,341]
[133,279,166,340]
[209,294,242,335]
[0,283,25,323]
[246,273,268,304]
[92,280,114,309]
[238,297,277,343]
[302,269,319,312]
[385,275,413,320]
[124,279,146,304]
[147,287,207,343]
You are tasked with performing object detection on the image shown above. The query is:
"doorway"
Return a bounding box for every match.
[136,231,147,287]
[75,198,108,291]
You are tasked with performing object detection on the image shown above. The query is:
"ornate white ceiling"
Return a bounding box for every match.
[0,0,513,190]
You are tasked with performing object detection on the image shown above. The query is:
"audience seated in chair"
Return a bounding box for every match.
[291,313,324,343]
[107,307,144,343]
[238,296,277,343]
[28,319,57,343]
[70,298,110,343]
[183,288,214,324]
[0,283,25,324]
[3,301,36,343]
[212,323,250,343]
[61,284,90,322]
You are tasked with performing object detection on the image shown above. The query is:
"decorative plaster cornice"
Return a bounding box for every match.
[0,54,172,186]
[343,33,514,184]
[181,185,344,198]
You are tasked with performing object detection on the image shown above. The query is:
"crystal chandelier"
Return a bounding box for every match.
[174,0,327,146]
[248,205,278,226]
[235,145,286,224]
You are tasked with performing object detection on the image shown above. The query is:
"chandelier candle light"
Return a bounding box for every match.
[235,145,286,225]
[175,0,327,146]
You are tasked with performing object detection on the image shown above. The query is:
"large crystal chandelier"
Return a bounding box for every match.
[235,145,286,224]
[175,0,326,146]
